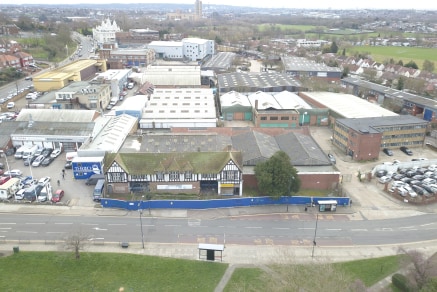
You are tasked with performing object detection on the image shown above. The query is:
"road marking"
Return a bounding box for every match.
[0,223,16,225]
[25,222,44,225]
[16,231,37,234]
[421,223,434,226]
[351,229,368,232]
[108,224,126,226]
[92,227,108,231]
[326,228,342,231]
[55,223,73,225]
[399,226,415,229]
[273,227,290,230]
[245,226,262,229]
[298,227,315,230]
[0,228,12,230]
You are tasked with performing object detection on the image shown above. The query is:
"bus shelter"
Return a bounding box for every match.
[317,200,338,212]
[198,243,224,262]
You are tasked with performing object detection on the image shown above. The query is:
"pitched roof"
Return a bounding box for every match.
[104,151,243,175]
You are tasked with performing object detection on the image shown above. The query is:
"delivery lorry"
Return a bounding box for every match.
[71,156,104,180]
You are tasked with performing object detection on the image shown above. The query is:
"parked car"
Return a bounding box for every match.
[382,148,393,156]
[50,149,62,158]
[41,148,53,158]
[327,153,336,164]
[23,155,37,166]
[375,170,387,178]
[15,189,26,200]
[396,187,408,197]
[0,176,11,185]
[6,102,15,109]
[51,189,64,203]
[400,146,413,156]
[38,176,51,185]
[41,156,54,167]
[4,169,22,177]
[378,176,391,184]
[32,155,45,167]
[64,160,73,169]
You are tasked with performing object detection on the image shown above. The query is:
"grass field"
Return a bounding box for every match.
[258,24,321,32]
[349,46,437,68]
[0,252,228,291]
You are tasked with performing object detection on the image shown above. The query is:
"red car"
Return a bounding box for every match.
[0,176,11,185]
[51,189,64,203]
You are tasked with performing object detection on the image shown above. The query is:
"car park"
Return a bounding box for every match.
[0,176,11,185]
[4,169,22,177]
[412,185,425,195]
[15,189,25,200]
[410,180,422,186]
[396,187,408,197]
[382,148,393,156]
[412,174,425,181]
[393,174,404,180]
[23,155,37,166]
[391,181,406,188]
[400,146,413,156]
[51,189,64,203]
[41,156,54,167]
[32,155,45,167]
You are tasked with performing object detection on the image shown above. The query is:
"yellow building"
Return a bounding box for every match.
[33,59,107,92]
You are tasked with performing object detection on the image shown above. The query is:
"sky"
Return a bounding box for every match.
[1,0,437,11]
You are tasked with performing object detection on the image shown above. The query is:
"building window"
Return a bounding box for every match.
[260,117,267,120]
[169,171,179,181]
[270,116,278,120]
[109,173,124,182]
[184,171,193,181]
[280,116,289,120]
[155,171,164,181]
[222,170,238,181]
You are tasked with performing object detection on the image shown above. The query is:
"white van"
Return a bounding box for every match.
[109,97,119,106]
[65,152,78,162]
[14,146,29,159]
[22,145,39,160]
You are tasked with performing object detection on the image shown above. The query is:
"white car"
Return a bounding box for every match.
[6,102,15,109]
[15,189,25,200]
[378,176,391,184]
[4,169,22,177]
[38,176,51,185]
[50,149,62,158]
[32,155,45,167]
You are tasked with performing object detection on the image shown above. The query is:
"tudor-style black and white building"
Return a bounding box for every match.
[103,151,243,196]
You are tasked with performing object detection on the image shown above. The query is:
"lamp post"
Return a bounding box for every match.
[311,213,319,258]
[139,195,145,249]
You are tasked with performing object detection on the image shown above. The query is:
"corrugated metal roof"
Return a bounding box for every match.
[16,109,98,123]
[303,92,398,118]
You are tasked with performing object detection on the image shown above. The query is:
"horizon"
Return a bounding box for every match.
[1,0,437,11]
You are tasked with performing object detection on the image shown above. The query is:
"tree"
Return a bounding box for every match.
[397,77,404,91]
[254,151,301,198]
[422,60,435,72]
[397,248,435,291]
[405,60,418,69]
[64,230,90,260]
[330,41,338,54]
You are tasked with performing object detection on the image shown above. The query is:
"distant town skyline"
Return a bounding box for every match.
[1,0,437,11]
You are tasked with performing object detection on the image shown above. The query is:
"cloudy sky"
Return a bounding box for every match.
[1,0,436,10]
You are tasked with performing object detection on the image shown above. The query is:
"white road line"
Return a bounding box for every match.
[0,228,12,230]
[273,227,290,230]
[298,227,315,230]
[326,228,342,231]
[245,226,262,229]
[351,229,368,232]
[16,231,37,234]
[55,223,73,225]
[25,223,44,225]
[421,223,434,226]
[0,223,16,225]
[399,226,415,229]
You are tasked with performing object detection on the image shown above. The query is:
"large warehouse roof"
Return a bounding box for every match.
[144,65,201,86]
[302,92,398,118]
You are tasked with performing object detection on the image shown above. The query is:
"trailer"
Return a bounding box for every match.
[71,156,104,180]
[0,178,21,200]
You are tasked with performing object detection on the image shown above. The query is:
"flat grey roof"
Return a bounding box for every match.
[338,115,428,134]
[202,52,235,71]
[217,72,301,91]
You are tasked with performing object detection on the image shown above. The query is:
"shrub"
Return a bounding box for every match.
[392,273,410,292]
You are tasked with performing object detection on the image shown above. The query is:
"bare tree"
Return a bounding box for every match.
[64,230,90,260]
[399,248,435,291]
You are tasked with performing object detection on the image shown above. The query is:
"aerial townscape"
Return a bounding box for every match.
[1,1,437,291]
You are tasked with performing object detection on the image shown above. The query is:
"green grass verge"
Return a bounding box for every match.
[223,267,268,292]
[0,252,228,291]
[334,255,407,287]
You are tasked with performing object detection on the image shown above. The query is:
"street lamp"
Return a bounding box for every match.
[139,195,145,249]
[311,213,319,258]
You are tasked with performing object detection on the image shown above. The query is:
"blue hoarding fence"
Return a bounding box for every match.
[100,196,350,211]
